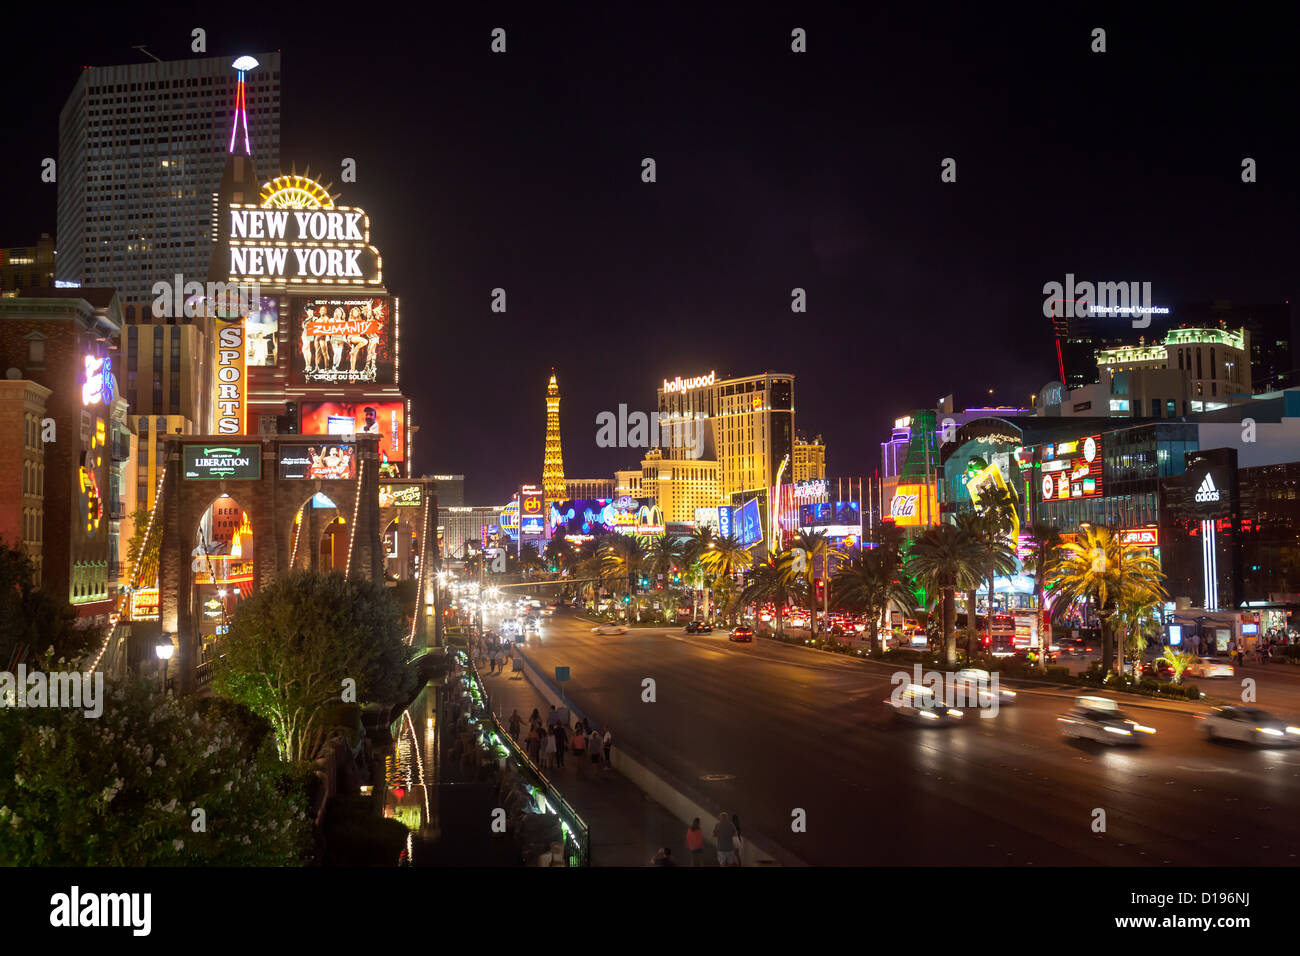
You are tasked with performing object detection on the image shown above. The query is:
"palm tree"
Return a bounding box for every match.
[682,526,718,619]
[700,534,754,625]
[599,534,649,620]
[832,548,915,653]
[741,558,802,637]
[518,542,544,575]
[974,486,1020,652]
[543,536,574,574]
[789,529,831,638]
[952,512,987,659]
[1158,646,1197,684]
[1115,588,1164,674]
[1023,521,1063,670]
[906,523,984,667]
[1045,525,1168,677]
[645,535,681,589]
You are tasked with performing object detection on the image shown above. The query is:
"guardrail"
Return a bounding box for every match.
[456,650,590,866]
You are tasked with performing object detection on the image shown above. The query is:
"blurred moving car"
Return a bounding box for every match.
[1186,656,1234,679]
[1196,706,1300,745]
[729,626,754,643]
[1057,696,1156,745]
[684,621,713,634]
[592,623,628,635]
[952,668,1017,707]
[1138,658,1176,681]
[885,684,964,725]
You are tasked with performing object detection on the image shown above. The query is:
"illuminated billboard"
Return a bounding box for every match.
[380,484,422,508]
[301,400,405,464]
[184,444,261,480]
[551,499,619,536]
[519,486,546,538]
[736,498,763,547]
[245,296,279,366]
[224,202,381,283]
[885,483,939,527]
[214,317,248,434]
[1039,434,1102,502]
[291,295,394,385]
[278,444,357,480]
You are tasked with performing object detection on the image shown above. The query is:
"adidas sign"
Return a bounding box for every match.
[1194,474,1221,503]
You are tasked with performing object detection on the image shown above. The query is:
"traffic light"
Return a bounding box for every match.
[815,578,825,600]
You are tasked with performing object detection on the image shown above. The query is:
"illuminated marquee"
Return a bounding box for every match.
[885,482,939,527]
[662,371,716,394]
[215,318,247,434]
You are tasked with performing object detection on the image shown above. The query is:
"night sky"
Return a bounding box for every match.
[7,5,1298,503]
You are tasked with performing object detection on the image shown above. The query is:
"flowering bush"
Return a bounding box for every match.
[0,675,311,865]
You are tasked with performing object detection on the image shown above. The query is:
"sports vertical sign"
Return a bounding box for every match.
[215,316,247,434]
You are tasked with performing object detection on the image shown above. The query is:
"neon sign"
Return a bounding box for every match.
[662,371,716,394]
[81,355,113,406]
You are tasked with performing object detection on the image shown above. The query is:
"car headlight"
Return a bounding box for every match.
[1256,727,1284,736]
[1104,725,1133,736]
[946,709,963,718]
[919,710,939,720]
[1001,690,1017,698]
[1286,726,1300,735]
[1132,724,1156,734]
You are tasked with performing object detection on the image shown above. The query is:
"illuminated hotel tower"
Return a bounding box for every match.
[543,371,566,507]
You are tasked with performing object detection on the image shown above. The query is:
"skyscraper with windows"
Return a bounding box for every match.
[56,53,281,306]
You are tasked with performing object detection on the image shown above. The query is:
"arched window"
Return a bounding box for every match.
[1196,348,1203,379]
[1210,348,1217,379]
[1178,349,1184,370]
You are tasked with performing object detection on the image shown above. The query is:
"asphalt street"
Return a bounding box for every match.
[511,609,1300,865]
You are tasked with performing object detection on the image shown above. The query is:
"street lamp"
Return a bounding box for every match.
[155,639,175,695]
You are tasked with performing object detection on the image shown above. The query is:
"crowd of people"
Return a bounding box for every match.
[652,812,746,867]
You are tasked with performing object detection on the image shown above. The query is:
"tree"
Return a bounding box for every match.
[1023,522,1064,671]
[0,677,311,865]
[906,524,984,667]
[1116,588,1164,673]
[832,548,915,653]
[1158,647,1197,684]
[599,534,648,619]
[212,570,417,762]
[699,534,753,625]
[741,557,803,637]
[789,529,831,638]
[518,542,544,574]
[645,535,681,587]
[125,503,160,588]
[1045,526,1168,678]
[952,512,987,659]
[542,537,574,574]
[972,486,1020,655]
[0,541,92,667]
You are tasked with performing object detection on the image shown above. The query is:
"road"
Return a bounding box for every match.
[511,609,1300,866]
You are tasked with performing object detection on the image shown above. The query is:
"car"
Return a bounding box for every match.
[684,621,713,634]
[885,684,965,725]
[1012,647,1058,665]
[1186,656,1234,679]
[1057,696,1156,745]
[729,626,754,642]
[591,623,628,635]
[952,668,1017,707]
[1138,658,1177,681]
[1196,706,1300,745]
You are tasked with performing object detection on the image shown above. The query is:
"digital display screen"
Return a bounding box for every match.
[278,443,357,480]
[290,295,394,385]
[183,444,261,480]
[736,498,763,547]
[244,296,279,366]
[301,400,405,464]
[1039,434,1103,502]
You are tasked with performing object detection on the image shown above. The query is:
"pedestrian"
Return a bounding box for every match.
[526,726,541,766]
[530,707,541,725]
[572,726,587,774]
[508,709,522,740]
[590,728,603,769]
[732,813,745,867]
[651,846,677,866]
[547,706,559,730]
[686,818,705,866]
[602,726,613,769]
[713,812,738,867]
[554,722,568,768]
[542,727,557,770]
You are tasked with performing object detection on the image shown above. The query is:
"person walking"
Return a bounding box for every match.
[508,709,522,740]
[547,706,560,730]
[686,818,706,866]
[553,722,568,769]
[589,727,603,770]
[530,707,541,725]
[572,726,587,775]
[542,727,557,771]
[601,726,613,769]
[713,812,738,867]
[732,813,745,866]
[525,726,541,766]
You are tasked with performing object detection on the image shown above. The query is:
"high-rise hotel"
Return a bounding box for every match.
[56,53,281,305]
[655,370,796,502]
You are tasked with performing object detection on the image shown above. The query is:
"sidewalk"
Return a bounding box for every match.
[479,665,716,867]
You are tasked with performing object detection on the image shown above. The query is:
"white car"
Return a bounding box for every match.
[1186,656,1234,679]
[952,668,1017,707]
[1197,706,1300,745]
[592,623,628,635]
[885,684,964,726]
[1057,696,1156,746]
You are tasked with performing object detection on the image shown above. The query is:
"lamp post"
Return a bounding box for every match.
[155,639,175,695]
